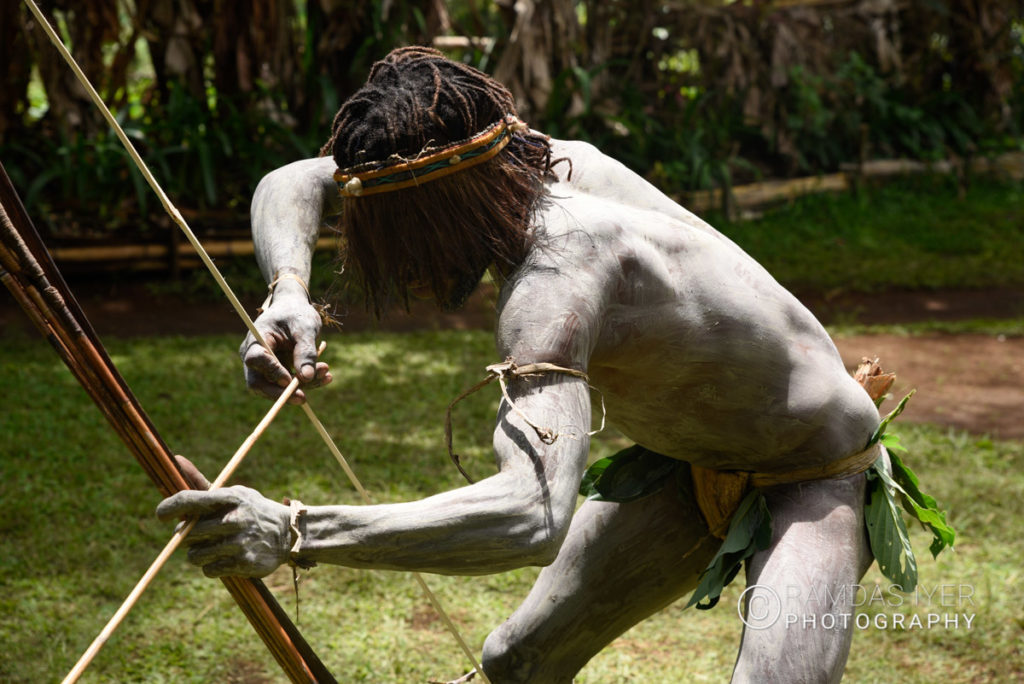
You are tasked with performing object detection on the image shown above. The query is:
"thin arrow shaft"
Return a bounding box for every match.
[60,520,195,684]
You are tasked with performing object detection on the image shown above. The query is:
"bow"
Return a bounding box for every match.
[0,162,334,683]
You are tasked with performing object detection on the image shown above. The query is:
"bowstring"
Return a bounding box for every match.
[23,2,489,681]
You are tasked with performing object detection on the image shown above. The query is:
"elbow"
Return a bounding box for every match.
[252,160,321,211]
[522,530,561,567]
[253,166,287,200]
[514,505,573,567]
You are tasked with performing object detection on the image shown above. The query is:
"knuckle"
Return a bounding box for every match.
[223,487,247,505]
[245,344,270,363]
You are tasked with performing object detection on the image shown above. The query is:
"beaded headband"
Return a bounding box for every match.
[333,114,529,198]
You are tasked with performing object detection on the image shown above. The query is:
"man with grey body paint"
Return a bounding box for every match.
[159,48,882,683]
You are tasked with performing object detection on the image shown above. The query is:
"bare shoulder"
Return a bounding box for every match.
[550,140,696,217]
[493,228,608,371]
[493,178,738,373]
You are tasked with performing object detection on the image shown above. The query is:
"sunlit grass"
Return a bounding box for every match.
[0,330,1020,682]
[713,174,1024,294]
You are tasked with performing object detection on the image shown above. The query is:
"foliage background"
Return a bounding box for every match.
[2,0,1022,241]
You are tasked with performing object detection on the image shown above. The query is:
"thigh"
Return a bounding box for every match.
[483,468,716,683]
[732,473,874,684]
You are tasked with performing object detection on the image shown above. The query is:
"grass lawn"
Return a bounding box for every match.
[1,328,1020,682]
[711,174,1024,293]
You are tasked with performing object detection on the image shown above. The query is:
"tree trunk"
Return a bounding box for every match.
[492,0,581,122]
[139,0,208,104]
[23,1,121,137]
[0,3,31,144]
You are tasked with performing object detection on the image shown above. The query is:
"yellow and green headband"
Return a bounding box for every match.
[334,115,529,198]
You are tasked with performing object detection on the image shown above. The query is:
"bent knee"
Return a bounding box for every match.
[482,625,539,684]
[482,622,575,684]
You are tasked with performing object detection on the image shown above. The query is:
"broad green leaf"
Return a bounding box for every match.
[718,489,770,554]
[888,448,937,508]
[888,449,956,557]
[865,468,918,591]
[579,446,680,503]
[866,390,954,564]
[691,551,746,611]
[578,455,614,499]
[687,490,772,610]
[880,432,907,453]
[871,442,955,558]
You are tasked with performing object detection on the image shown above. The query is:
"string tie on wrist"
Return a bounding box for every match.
[257,271,310,315]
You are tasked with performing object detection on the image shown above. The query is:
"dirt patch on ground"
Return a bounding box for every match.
[799,287,1024,326]
[835,334,1024,440]
[2,280,1021,439]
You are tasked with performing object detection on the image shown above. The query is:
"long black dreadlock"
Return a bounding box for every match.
[321,47,556,316]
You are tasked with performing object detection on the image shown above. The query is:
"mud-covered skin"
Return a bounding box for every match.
[162,138,879,683]
[502,141,878,471]
[239,157,340,403]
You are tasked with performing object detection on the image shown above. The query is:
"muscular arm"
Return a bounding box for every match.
[250,156,341,285]
[162,268,600,577]
[241,157,341,400]
[298,376,591,574]
[159,375,592,576]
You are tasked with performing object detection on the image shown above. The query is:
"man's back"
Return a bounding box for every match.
[495,139,879,472]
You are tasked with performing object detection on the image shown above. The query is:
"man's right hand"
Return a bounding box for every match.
[240,293,331,403]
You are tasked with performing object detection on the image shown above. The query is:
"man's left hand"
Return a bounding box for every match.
[157,486,291,578]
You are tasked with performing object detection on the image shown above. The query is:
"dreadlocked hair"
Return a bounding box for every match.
[321,46,555,316]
